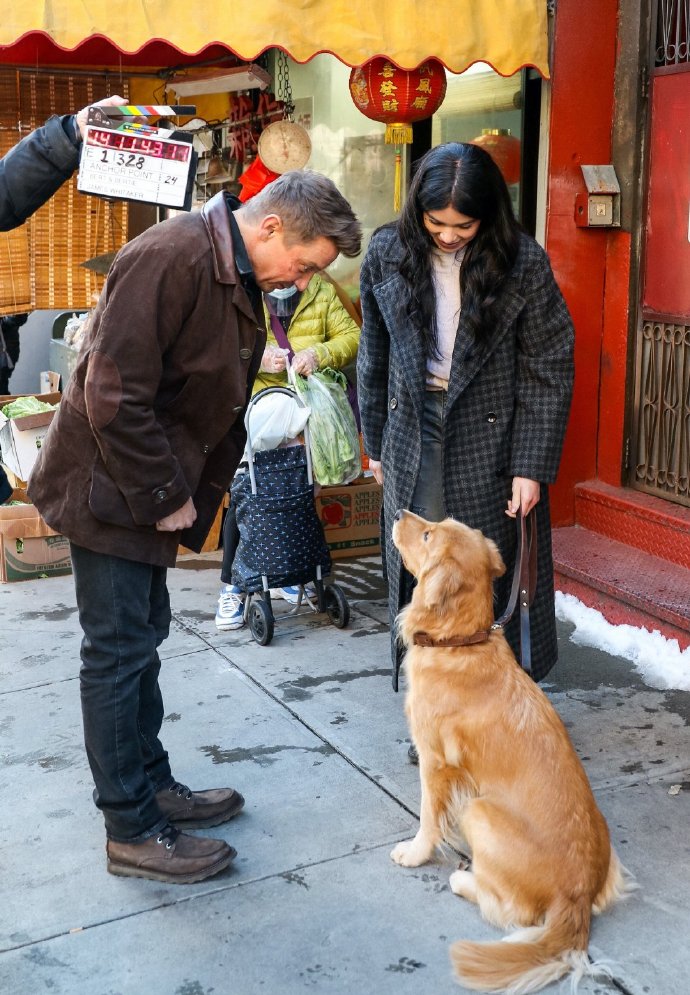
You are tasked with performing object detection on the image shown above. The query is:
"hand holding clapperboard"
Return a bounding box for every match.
[77,104,199,211]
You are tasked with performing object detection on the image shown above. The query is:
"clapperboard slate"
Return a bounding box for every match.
[77,105,198,211]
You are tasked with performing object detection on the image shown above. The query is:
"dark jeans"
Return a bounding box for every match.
[410,389,447,522]
[70,542,175,841]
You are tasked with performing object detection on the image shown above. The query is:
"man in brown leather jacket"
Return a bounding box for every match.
[29,172,361,884]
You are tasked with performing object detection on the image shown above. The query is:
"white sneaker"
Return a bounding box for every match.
[215,585,245,630]
[270,584,317,605]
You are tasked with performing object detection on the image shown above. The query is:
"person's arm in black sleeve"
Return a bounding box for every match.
[0,116,82,232]
[0,95,127,233]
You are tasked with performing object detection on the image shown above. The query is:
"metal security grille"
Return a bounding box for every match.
[633,319,690,507]
[655,0,690,66]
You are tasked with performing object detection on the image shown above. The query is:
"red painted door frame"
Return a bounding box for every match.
[545,0,631,524]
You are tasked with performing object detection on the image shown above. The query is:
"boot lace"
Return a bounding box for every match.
[167,781,193,800]
[156,824,180,849]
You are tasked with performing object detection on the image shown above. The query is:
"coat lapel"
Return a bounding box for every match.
[202,192,258,325]
[446,284,525,410]
[372,272,428,421]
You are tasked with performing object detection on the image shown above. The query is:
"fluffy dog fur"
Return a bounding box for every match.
[391,510,634,994]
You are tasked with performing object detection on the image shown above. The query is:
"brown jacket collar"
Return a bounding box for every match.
[202,191,258,323]
[201,191,241,285]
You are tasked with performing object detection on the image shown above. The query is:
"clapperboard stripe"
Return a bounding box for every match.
[99,105,197,117]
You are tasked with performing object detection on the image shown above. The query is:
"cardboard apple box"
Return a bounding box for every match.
[314,479,382,559]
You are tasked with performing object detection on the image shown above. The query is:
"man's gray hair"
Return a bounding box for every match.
[242,171,362,258]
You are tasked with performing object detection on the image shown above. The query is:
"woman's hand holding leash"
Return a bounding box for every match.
[506,477,540,518]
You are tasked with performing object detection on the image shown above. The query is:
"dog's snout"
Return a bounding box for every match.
[394,509,404,521]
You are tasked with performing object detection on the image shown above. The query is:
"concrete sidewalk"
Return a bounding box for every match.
[0,552,688,995]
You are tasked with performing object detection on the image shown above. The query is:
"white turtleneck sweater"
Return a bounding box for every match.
[426,246,465,390]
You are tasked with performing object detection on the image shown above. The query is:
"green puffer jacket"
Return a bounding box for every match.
[252,273,360,394]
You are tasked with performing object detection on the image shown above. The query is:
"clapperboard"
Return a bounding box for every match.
[77,105,198,211]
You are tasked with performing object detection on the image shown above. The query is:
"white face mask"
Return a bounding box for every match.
[268,285,298,300]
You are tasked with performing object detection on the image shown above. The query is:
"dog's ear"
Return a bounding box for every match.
[485,537,506,578]
[419,556,464,611]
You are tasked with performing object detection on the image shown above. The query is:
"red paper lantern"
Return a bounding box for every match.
[471,129,521,186]
[349,57,447,144]
[349,58,447,209]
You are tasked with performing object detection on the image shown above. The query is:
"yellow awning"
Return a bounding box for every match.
[1,1,549,77]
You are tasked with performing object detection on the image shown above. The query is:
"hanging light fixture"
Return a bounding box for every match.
[169,65,271,98]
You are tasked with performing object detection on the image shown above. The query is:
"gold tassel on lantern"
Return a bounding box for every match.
[385,123,413,213]
[385,122,413,145]
[393,149,403,212]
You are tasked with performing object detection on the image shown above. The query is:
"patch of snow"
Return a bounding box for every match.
[555,591,690,691]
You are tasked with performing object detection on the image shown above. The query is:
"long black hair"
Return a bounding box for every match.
[397,142,521,357]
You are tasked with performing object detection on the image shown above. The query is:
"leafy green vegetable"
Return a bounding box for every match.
[292,370,361,486]
[1,396,57,418]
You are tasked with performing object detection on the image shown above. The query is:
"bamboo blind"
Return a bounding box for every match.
[0,69,129,317]
[0,71,31,313]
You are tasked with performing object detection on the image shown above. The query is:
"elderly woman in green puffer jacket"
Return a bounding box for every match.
[253,272,361,394]
[214,271,362,630]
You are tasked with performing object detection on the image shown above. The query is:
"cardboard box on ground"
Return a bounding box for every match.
[315,476,382,559]
[0,390,71,582]
[0,391,61,481]
[0,501,72,583]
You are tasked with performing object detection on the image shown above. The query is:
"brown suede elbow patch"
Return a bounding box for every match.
[85,350,123,429]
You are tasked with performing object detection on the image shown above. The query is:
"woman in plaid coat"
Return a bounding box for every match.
[357,143,574,692]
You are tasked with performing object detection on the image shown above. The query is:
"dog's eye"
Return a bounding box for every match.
[423,531,430,542]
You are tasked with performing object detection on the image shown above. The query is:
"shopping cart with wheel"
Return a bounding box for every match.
[230,386,350,645]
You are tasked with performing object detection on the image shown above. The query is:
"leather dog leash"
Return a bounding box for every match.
[413,509,537,675]
[491,509,537,675]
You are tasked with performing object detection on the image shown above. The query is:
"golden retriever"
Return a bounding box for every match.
[391,510,633,994]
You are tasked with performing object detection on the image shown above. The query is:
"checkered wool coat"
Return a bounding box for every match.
[357,226,574,685]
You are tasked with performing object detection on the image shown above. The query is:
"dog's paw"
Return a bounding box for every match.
[390,838,430,867]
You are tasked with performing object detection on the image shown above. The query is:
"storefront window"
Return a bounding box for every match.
[432,64,524,217]
[183,56,527,296]
[284,53,399,296]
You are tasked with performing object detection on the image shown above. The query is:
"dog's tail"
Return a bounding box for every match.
[593,848,638,914]
[450,895,592,995]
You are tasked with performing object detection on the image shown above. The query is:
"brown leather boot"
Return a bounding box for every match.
[155,781,245,829]
[106,825,236,883]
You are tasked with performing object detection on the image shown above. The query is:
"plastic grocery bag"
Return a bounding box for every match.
[244,388,310,456]
[289,368,362,486]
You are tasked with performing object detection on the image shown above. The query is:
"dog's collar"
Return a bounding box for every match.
[413,629,493,648]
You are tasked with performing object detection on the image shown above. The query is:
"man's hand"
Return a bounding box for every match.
[75,95,128,139]
[155,497,197,532]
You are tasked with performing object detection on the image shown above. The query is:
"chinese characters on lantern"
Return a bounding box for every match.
[377,61,437,116]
